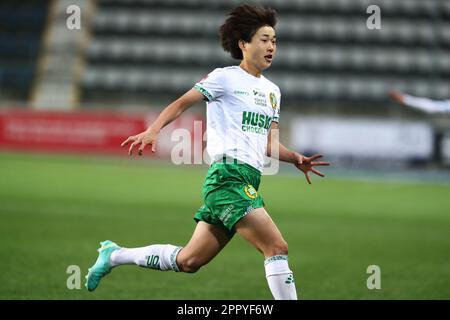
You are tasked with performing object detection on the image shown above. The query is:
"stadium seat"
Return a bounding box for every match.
[81,0,450,106]
[0,1,50,102]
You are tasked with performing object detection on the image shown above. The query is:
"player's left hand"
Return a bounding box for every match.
[389,90,405,104]
[294,153,330,184]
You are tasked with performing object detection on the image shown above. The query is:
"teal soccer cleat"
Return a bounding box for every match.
[85,240,121,292]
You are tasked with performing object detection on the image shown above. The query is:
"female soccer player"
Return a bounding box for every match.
[86,4,329,300]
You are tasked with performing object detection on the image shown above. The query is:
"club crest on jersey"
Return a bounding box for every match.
[269,92,278,109]
[244,185,258,199]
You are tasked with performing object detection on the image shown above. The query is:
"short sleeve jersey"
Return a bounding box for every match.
[193,66,281,172]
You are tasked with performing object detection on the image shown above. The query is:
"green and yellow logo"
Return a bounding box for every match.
[269,92,278,109]
[244,185,258,199]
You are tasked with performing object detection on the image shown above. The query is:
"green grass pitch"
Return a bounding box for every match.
[0,151,449,299]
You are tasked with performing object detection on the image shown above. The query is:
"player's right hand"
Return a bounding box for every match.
[121,128,158,156]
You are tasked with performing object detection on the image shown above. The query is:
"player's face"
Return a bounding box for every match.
[245,25,277,71]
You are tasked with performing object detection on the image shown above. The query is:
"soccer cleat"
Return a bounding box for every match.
[85,240,121,292]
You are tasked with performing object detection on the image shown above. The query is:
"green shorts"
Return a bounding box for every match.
[194,157,265,238]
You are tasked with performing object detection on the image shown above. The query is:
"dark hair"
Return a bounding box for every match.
[219,4,277,60]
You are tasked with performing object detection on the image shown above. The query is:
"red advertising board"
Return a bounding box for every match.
[0,109,205,157]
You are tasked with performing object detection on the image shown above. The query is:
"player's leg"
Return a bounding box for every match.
[86,222,230,291]
[109,221,230,273]
[234,207,297,300]
[176,221,231,273]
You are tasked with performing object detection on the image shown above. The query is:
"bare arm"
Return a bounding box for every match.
[266,122,296,163]
[390,90,450,114]
[121,88,204,155]
[267,122,330,184]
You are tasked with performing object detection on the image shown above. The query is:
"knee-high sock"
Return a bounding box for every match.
[110,244,182,272]
[264,255,298,300]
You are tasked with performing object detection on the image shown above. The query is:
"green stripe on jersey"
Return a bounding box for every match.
[194,84,213,101]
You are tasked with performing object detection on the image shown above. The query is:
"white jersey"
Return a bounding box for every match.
[403,94,450,114]
[194,66,281,172]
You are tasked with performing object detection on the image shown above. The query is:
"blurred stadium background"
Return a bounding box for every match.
[0,0,449,299]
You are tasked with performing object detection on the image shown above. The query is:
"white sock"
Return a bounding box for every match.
[110,244,182,272]
[264,255,298,300]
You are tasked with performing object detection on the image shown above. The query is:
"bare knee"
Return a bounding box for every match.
[264,240,289,257]
[177,256,203,273]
